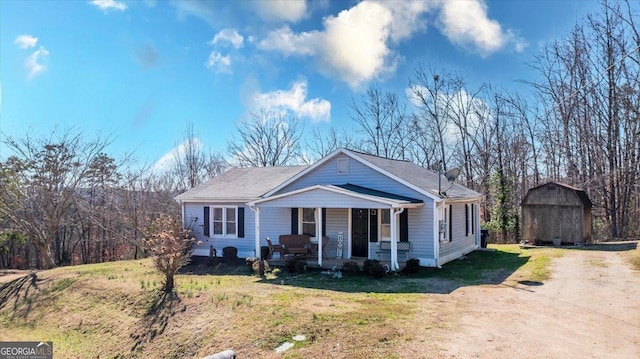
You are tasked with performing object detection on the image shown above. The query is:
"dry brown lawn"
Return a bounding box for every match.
[1,243,638,358]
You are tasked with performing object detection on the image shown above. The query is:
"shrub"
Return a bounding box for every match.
[246,257,270,274]
[284,257,306,274]
[366,260,388,279]
[341,261,360,273]
[144,214,196,292]
[363,259,380,275]
[402,258,421,275]
[222,246,238,263]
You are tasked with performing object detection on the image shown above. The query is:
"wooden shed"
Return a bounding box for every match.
[521,182,592,245]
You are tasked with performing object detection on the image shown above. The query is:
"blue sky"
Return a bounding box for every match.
[1,0,605,170]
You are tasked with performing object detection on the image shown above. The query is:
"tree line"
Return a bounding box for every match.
[1,0,639,269]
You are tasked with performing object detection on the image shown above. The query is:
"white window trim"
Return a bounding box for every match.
[337,158,349,174]
[299,208,317,240]
[379,208,392,242]
[439,205,449,243]
[210,206,238,238]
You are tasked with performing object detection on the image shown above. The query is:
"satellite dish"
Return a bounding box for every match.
[444,168,460,183]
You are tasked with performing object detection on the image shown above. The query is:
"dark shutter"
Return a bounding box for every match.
[291,208,298,234]
[322,208,327,236]
[369,209,378,242]
[400,209,409,242]
[465,204,469,236]
[471,204,475,235]
[203,206,210,237]
[448,206,453,242]
[237,207,245,238]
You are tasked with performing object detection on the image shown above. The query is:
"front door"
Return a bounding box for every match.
[351,208,369,257]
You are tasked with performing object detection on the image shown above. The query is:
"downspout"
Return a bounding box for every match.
[434,200,442,269]
[249,205,261,259]
[181,201,186,228]
[391,207,405,271]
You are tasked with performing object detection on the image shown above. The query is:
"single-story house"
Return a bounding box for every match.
[175,148,483,270]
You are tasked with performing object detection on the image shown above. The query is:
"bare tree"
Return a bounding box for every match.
[171,123,227,192]
[408,65,459,171]
[227,110,302,167]
[304,127,355,164]
[0,130,113,268]
[349,86,408,159]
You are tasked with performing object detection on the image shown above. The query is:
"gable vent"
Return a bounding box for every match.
[337,158,349,174]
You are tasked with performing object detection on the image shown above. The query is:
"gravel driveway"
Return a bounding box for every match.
[434,247,640,359]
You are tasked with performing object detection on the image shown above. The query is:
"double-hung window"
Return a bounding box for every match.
[212,207,237,237]
[380,209,391,241]
[301,208,316,238]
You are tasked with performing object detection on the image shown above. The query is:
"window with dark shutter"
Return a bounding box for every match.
[237,207,245,238]
[203,206,210,237]
[449,206,453,242]
[400,209,409,242]
[369,209,378,242]
[471,204,475,235]
[291,208,298,234]
[322,208,327,236]
[465,204,469,236]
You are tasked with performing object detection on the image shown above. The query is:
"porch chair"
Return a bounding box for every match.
[309,236,330,259]
[266,237,285,260]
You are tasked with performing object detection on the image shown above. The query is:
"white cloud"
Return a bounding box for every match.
[205,51,232,74]
[259,1,401,89]
[378,0,434,42]
[172,0,216,26]
[251,80,331,122]
[90,0,128,12]
[437,0,525,56]
[152,138,203,173]
[25,46,50,79]
[253,0,307,23]
[210,28,244,49]
[257,0,524,87]
[14,35,38,49]
[258,26,318,56]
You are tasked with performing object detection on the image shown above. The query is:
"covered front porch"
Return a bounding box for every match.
[248,184,423,271]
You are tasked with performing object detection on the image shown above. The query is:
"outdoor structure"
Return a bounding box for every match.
[175,148,483,270]
[521,181,593,245]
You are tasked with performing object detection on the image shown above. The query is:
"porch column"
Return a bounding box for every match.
[252,206,261,259]
[391,208,405,271]
[390,208,398,271]
[316,207,323,267]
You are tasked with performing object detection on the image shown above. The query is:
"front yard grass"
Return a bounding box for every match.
[0,245,563,358]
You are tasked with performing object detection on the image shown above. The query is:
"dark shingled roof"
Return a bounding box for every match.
[335,183,423,203]
[175,165,308,201]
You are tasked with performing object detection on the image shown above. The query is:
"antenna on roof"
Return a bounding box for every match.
[440,167,460,196]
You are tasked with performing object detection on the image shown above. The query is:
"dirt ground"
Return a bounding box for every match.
[431,247,640,359]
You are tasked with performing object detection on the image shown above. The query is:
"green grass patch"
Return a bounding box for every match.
[628,249,640,270]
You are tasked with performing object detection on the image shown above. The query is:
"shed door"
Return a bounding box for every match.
[351,209,369,257]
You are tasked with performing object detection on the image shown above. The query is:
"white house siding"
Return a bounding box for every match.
[439,202,479,265]
[274,154,437,262]
[324,208,348,259]
[184,203,292,258]
[277,154,426,200]
[371,206,434,262]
